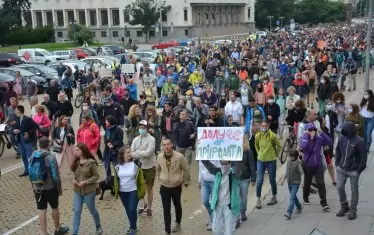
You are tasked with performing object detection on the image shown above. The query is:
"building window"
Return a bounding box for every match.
[162,30,167,37]
[92,31,96,37]
[112,31,119,37]
[57,31,63,38]
[184,29,188,36]
[101,31,107,37]
[112,9,120,26]
[56,10,64,26]
[67,10,74,23]
[100,9,108,26]
[24,11,32,27]
[211,13,215,20]
[162,13,167,22]
[247,8,251,19]
[89,10,97,26]
[78,11,86,25]
[205,12,208,20]
[184,9,188,21]
[124,10,130,22]
[126,31,130,37]
[136,31,143,37]
[35,11,43,27]
[149,30,155,37]
[46,11,53,26]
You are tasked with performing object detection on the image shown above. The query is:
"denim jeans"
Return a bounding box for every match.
[336,167,360,213]
[287,184,301,214]
[256,160,277,198]
[119,190,139,230]
[201,181,214,221]
[19,141,34,174]
[73,192,101,234]
[364,117,374,152]
[238,179,251,214]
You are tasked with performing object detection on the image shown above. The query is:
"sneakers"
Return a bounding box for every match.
[284,212,291,220]
[256,199,262,209]
[95,225,103,235]
[296,206,303,214]
[54,225,69,235]
[336,207,349,217]
[126,228,138,234]
[240,213,248,222]
[267,196,278,206]
[303,198,311,205]
[171,223,181,233]
[321,202,330,211]
[348,211,357,220]
[206,221,212,231]
[235,219,241,229]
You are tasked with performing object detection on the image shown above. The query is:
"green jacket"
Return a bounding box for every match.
[114,159,146,199]
[255,130,281,162]
[227,75,240,91]
[202,161,240,217]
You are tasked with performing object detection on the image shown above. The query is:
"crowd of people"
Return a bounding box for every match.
[2,22,373,235]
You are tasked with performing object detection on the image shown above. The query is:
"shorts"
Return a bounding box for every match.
[325,154,332,165]
[143,166,156,188]
[34,188,59,210]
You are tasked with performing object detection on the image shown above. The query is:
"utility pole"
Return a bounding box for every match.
[159,7,162,41]
[279,16,285,29]
[365,0,373,88]
[267,16,274,31]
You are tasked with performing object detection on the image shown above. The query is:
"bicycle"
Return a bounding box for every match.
[279,123,298,164]
[74,84,88,109]
[0,126,19,158]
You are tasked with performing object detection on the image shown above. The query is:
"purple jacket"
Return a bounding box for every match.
[300,126,332,168]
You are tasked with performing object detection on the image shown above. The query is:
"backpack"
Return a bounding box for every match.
[29,151,48,184]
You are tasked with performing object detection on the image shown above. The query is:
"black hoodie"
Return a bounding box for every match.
[335,122,367,174]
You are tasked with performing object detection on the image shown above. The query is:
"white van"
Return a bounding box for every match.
[18,48,63,65]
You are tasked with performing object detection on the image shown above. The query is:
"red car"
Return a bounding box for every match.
[72,48,96,60]
[151,40,178,49]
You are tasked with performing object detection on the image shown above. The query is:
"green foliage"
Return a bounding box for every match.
[67,24,94,45]
[2,0,31,26]
[5,26,55,45]
[255,0,347,28]
[126,0,171,42]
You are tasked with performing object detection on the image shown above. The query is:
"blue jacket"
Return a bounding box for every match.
[244,105,265,134]
[278,63,288,76]
[127,84,137,101]
[300,123,332,168]
[61,77,73,89]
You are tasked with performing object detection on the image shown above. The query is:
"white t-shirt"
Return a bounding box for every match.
[118,162,137,192]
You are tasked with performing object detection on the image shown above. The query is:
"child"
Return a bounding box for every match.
[201,160,239,235]
[227,115,238,127]
[281,150,304,219]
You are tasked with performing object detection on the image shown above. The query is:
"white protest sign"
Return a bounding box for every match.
[196,127,244,161]
[98,68,112,78]
[121,64,135,74]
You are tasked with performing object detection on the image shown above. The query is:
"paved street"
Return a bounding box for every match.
[0,72,373,235]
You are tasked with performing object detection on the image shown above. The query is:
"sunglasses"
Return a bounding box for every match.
[308,128,317,132]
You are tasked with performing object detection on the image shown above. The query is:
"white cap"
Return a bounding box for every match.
[139,120,148,126]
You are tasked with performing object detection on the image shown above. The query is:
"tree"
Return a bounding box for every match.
[255,0,296,29]
[68,24,94,46]
[126,0,171,42]
[2,0,31,26]
[295,0,346,25]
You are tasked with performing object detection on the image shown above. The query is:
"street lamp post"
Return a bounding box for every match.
[69,20,76,47]
[267,16,274,31]
[159,0,166,41]
[365,0,373,88]
[279,16,285,29]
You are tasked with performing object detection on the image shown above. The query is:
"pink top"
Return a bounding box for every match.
[113,86,124,100]
[33,113,51,136]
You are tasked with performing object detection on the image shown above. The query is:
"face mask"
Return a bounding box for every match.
[268,99,274,104]
[221,164,231,174]
[260,127,267,133]
[364,94,369,99]
[321,79,325,84]
[90,99,95,103]
[325,104,332,110]
[297,77,302,80]
[253,76,259,80]
[139,129,146,135]
[348,108,353,113]
[337,100,342,103]
[186,95,192,100]
[82,106,89,111]
[241,84,247,89]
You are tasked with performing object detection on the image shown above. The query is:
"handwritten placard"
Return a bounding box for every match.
[196,127,244,161]
[121,64,135,74]
[99,68,112,78]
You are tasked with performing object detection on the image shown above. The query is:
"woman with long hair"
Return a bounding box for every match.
[331,92,348,133]
[33,104,51,138]
[77,115,101,163]
[71,143,102,235]
[53,115,75,167]
[114,146,145,235]
[103,115,124,176]
[360,89,374,152]
[346,103,364,137]
[127,105,143,145]
[145,105,161,153]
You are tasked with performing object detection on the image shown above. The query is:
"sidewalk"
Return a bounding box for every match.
[237,151,374,235]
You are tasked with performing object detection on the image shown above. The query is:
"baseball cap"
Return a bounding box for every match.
[139,120,148,126]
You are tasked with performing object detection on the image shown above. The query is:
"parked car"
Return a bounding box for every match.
[113,53,140,63]
[0,67,48,93]
[91,47,114,55]
[102,45,127,55]
[56,39,73,43]
[81,56,120,69]
[72,48,96,59]
[48,60,86,73]
[151,40,179,49]
[0,53,22,67]
[12,64,59,84]
[133,51,157,63]
[214,39,234,46]
[0,73,15,90]
[84,48,98,56]
[18,48,63,65]
[178,38,193,46]
[53,50,78,60]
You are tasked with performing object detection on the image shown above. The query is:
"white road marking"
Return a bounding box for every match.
[2,215,38,235]
[1,163,23,174]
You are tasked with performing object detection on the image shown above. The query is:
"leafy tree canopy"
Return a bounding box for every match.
[68,24,95,45]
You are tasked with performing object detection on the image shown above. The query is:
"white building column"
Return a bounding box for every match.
[96,8,100,26]
[41,11,46,26]
[63,10,67,27]
[52,10,56,26]
[32,11,36,28]
[107,8,112,27]
[85,9,89,26]
[119,8,125,27]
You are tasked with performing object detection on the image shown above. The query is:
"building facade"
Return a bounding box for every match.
[21,0,255,43]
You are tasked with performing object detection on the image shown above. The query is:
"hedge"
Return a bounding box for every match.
[5,26,55,45]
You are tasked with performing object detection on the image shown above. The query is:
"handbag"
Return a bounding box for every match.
[53,128,66,153]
